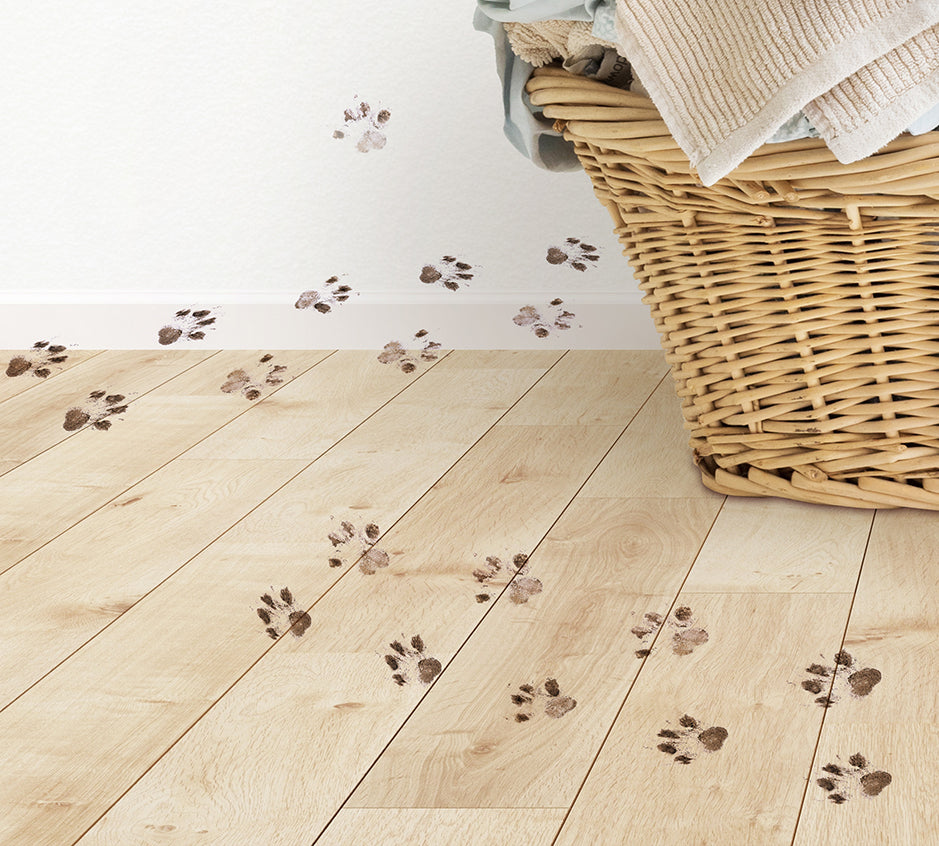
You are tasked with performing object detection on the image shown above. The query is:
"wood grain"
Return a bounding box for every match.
[793,508,939,844]
[0,351,565,845]
[316,809,565,846]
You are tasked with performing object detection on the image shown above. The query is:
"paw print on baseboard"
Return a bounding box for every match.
[327,518,390,574]
[377,330,441,373]
[384,635,442,686]
[63,390,129,431]
[158,308,218,345]
[472,553,542,605]
[631,605,709,658]
[333,96,391,152]
[221,354,287,401]
[509,678,577,722]
[295,276,355,313]
[256,587,312,640]
[800,650,882,708]
[420,256,475,291]
[546,237,600,271]
[816,754,892,803]
[655,714,728,764]
[6,341,69,379]
[513,299,577,338]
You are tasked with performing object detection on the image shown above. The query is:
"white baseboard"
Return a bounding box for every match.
[0,290,662,350]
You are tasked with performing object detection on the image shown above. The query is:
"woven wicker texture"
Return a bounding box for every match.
[528,65,939,510]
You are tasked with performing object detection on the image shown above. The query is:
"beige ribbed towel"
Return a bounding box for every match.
[613,0,939,184]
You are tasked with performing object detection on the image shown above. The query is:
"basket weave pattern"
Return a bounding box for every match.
[528,65,939,509]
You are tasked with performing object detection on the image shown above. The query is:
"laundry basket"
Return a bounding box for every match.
[528,64,939,510]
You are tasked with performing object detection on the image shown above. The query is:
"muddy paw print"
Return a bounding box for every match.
[377,330,441,373]
[255,587,312,640]
[631,605,709,658]
[6,341,69,379]
[333,96,391,152]
[158,308,217,345]
[816,754,892,803]
[513,299,577,338]
[384,635,442,686]
[801,650,882,708]
[655,714,728,764]
[510,678,577,722]
[221,354,288,401]
[327,519,390,574]
[63,390,129,431]
[295,276,355,313]
[472,553,541,604]
[546,237,600,271]
[419,256,475,291]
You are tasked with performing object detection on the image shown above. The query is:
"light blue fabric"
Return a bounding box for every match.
[908,102,939,135]
[473,7,582,171]
[476,0,605,24]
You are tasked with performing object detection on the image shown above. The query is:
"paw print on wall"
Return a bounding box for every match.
[377,330,441,373]
[333,96,391,152]
[420,256,475,290]
[546,237,600,271]
[295,276,355,313]
[6,341,69,379]
[158,309,218,345]
[513,300,577,338]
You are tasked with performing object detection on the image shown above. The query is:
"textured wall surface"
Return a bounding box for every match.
[0,2,652,348]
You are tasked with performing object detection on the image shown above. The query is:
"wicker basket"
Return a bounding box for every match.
[528,64,939,510]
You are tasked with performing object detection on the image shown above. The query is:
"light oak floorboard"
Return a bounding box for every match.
[73,354,663,845]
[554,593,858,844]
[347,496,722,809]
[0,349,212,467]
[315,808,567,846]
[793,509,939,844]
[0,349,104,404]
[579,376,710,499]
[0,351,563,845]
[683,497,873,593]
[0,350,327,571]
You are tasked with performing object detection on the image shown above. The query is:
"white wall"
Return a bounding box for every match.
[0,1,656,348]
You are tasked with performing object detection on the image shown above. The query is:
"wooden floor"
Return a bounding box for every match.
[1,347,933,845]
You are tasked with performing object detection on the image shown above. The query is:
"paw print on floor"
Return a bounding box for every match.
[384,635,442,686]
[419,256,475,291]
[63,390,129,431]
[655,714,728,764]
[510,678,577,722]
[220,354,288,401]
[816,754,892,803]
[631,605,709,658]
[472,553,542,604]
[327,518,390,574]
[295,276,355,313]
[333,96,391,152]
[377,330,441,373]
[158,308,218,345]
[6,341,69,378]
[801,650,882,708]
[546,237,600,271]
[513,299,577,338]
[255,587,312,640]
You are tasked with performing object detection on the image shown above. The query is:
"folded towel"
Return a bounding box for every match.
[613,0,939,184]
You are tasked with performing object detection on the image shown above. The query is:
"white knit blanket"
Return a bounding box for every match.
[614,0,939,184]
